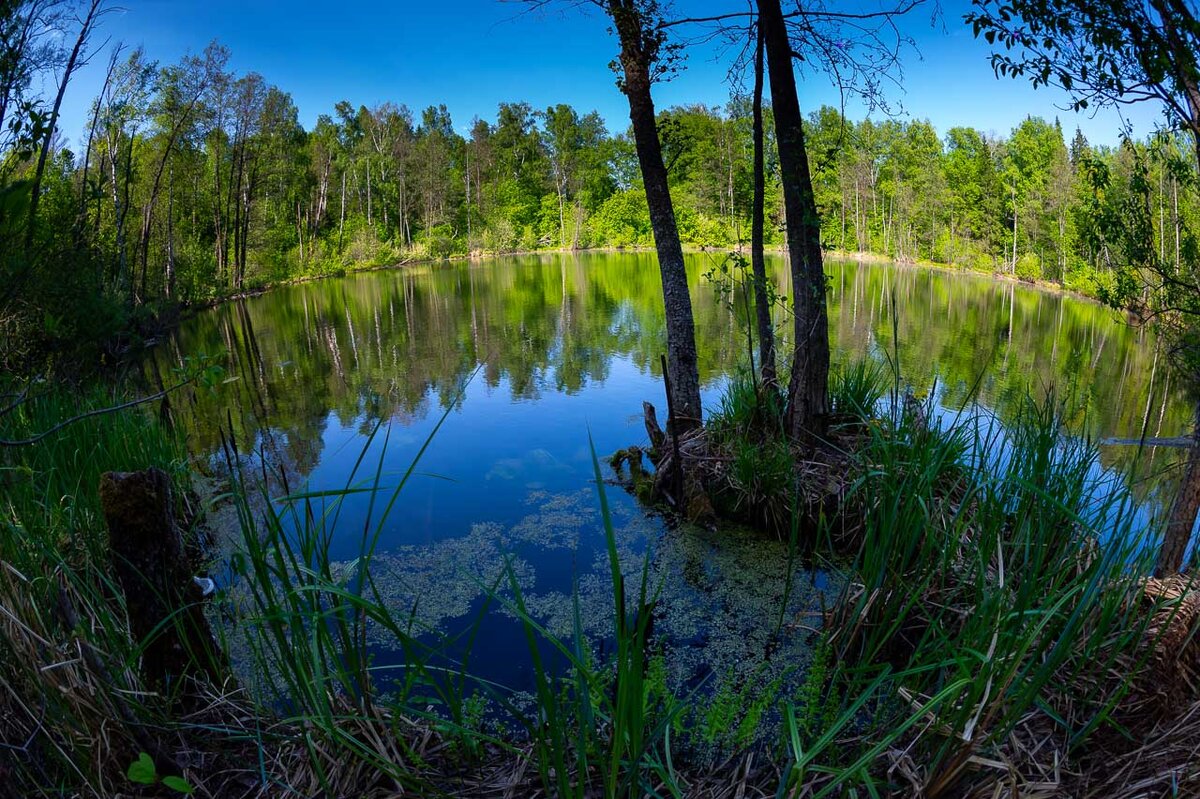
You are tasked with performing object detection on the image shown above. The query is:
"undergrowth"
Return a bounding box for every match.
[1,365,1196,797]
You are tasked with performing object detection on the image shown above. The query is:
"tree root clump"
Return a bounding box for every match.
[610,401,866,541]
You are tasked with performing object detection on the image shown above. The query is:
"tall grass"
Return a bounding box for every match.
[0,385,189,796]
[210,363,1197,797]
[785,382,1172,796]
[481,438,688,797]
[2,365,1189,798]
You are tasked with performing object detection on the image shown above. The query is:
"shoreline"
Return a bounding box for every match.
[178,244,1106,323]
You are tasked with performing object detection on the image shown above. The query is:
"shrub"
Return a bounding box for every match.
[590,189,652,247]
[423,224,461,259]
[1015,252,1042,282]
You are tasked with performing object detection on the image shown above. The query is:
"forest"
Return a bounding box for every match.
[5,0,1200,798]
[5,33,1199,371]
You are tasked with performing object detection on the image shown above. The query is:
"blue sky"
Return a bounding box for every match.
[54,0,1161,149]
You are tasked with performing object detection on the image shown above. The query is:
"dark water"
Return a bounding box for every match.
[153,252,1189,700]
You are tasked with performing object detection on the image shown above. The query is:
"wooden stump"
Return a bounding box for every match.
[99,468,223,689]
[643,401,666,453]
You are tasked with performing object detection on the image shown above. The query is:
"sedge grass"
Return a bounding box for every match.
[800,381,1179,796]
[0,385,189,796]
[2,365,1195,798]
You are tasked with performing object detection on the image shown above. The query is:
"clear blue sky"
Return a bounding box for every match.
[54,0,1161,149]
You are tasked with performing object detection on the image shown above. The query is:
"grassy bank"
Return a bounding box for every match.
[2,368,1198,797]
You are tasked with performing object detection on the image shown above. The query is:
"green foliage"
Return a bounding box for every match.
[1015,252,1042,282]
[830,359,888,420]
[730,437,793,510]
[0,365,1182,797]
[125,753,157,785]
[707,368,783,444]
[127,753,194,794]
[0,386,190,795]
[590,188,653,247]
[4,21,1196,370]
[811,388,1161,795]
[789,639,842,755]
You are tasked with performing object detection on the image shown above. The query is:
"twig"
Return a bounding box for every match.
[0,379,191,447]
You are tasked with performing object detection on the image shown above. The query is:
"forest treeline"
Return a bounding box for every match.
[5,38,1199,368]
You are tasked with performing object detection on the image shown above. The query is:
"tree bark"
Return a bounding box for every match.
[1148,0,1200,575]
[759,0,830,438]
[607,0,703,432]
[99,468,224,687]
[165,162,176,298]
[750,22,777,389]
[1159,398,1200,575]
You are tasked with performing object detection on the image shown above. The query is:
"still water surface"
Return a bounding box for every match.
[153,252,1188,697]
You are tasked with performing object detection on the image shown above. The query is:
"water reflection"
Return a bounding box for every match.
[154,253,1188,699]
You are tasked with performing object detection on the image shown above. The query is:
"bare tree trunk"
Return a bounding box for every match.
[136,83,208,301]
[1174,176,1181,270]
[1159,398,1200,575]
[759,0,830,438]
[137,201,152,299]
[339,168,347,251]
[606,0,702,432]
[231,144,245,290]
[1011,185,1018,272]
[165,162,176,299]
[297,201,305,263]
[109,133,128,289]
[212,134,226,282]
[316,155,330,230]
[464,152,473,248]
[76,49,120,250]
[750,23,777,389]
[557,173,567,249]
[398,168,410,246]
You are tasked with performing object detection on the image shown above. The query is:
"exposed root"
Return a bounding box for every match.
[627,402,865,539]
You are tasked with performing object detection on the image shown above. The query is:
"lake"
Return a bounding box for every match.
[150,251,1189,709]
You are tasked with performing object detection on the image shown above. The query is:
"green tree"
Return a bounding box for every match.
[970,0,1200,573]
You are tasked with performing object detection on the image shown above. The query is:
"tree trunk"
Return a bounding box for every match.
[165,162,176,299]
[1150,6,1200,573]
[1158,398,1200,575]
[607,0,703,433]
[136,86,207,301]
[1012,185,1018,272]
[557,174,567,249]
[110,134,128,290]
[339,168,347,251]
[213,134,226,282]
[231,144,246,290]
[26,0,101,255]
[77,51,119,251]
[759,0,830,438]
[750,23,777,388]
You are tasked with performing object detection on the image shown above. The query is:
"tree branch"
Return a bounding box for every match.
[0,379,191,448]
